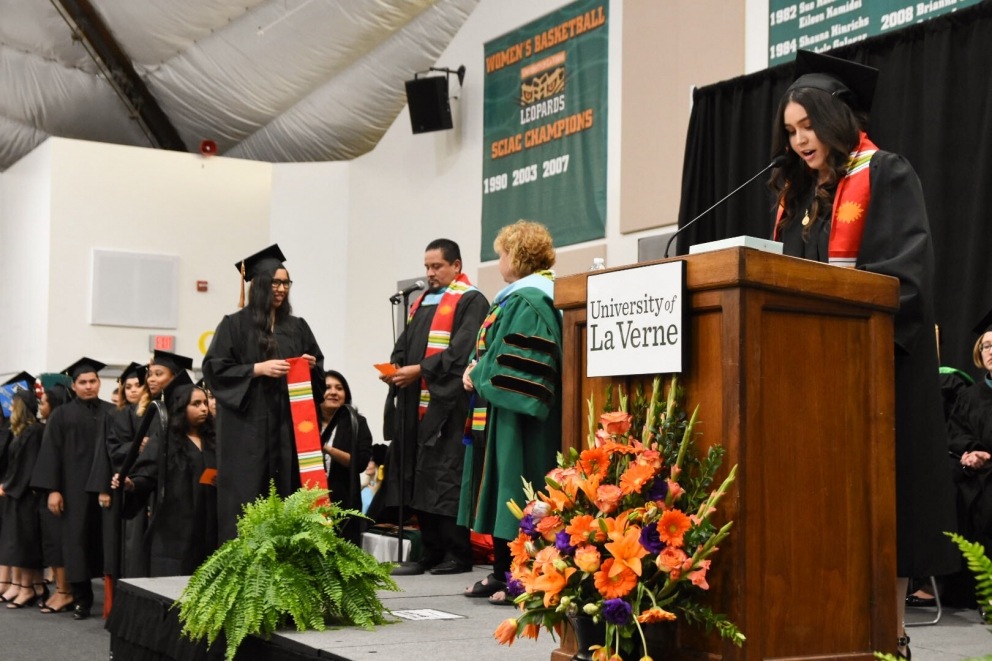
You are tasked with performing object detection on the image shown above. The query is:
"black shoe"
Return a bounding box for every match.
[73,604,91,620]
[429,560,472,575]
[905,594,936,608]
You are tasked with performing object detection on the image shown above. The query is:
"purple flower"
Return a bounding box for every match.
[555,530,576,555]
[639,522,665,554]
[520,514,539,537]
[506,576,525,597]
[602,598,633,625]
[645,477,669,502]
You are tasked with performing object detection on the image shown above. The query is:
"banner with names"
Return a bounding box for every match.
[767,0,982,67]
[586,261,686,378]
[480,0,609,261]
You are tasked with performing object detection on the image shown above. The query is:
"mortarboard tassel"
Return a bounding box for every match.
[238,260,246,309]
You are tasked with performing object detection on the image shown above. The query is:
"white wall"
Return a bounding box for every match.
[269,160,350,373]
[0,141,53,379]
[43,138,272,379]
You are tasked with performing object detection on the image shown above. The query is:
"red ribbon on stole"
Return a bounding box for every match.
[286,357,328,498]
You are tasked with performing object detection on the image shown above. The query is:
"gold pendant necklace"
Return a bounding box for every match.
[801,209,811,227]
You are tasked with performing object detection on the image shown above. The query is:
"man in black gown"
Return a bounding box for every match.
[31,357,114,620]
[377,239,488,574]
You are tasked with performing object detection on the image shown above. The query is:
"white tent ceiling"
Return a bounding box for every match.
[0,0,479,172]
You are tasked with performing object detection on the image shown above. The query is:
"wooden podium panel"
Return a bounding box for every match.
[553,248,900,660]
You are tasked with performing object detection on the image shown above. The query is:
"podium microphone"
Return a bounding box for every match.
[389,280,425,304]
[664,154,788,258]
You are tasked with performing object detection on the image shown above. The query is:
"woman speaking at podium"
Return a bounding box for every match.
[770,50,958,659]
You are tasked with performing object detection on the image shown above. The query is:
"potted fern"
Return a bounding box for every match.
[177,485,399,660]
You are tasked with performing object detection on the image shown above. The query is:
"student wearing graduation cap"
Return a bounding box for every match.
[0,378,49,608]
[114,371,218,576]
[770,50,958,658]
[203,244,323,541]
[30,358,115,621]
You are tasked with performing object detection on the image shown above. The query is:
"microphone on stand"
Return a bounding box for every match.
[665,155,788,258]
[389,280,425,304]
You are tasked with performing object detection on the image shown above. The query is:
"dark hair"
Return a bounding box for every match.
[425,238,461,264]
[166,386,215,471]
[44,384,73,411]
[768,87,864,234]
[246,267,292,359]
[324,370,353,405]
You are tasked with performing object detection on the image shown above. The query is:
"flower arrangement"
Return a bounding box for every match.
[494,376,744,660]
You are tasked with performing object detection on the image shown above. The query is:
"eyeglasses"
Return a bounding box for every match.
[271,279,293,290]
[981,343,992,353]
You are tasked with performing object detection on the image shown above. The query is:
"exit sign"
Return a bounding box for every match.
[150,335,176,351]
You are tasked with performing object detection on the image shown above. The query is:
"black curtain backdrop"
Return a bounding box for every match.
[676,0,992,377]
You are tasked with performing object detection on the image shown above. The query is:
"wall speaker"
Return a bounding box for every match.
[405,76,453,134]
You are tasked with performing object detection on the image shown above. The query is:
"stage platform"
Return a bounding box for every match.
[108,567,559,661]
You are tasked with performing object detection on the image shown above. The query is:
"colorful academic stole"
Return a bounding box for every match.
[286,357,328,496]
[407,273,478,420]
[774,132,876,267]
[827,132,876,267]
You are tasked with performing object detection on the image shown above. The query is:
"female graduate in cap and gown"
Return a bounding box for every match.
[115,373,218,576]
[203,244,324,541]
[770,50,958,658]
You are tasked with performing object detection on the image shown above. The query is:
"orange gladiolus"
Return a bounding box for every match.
[657,509,691,547]
[637,607,677,623]
[594,558,637,598]
[604,526,649,577]
[494,618,518,646]
[595,484,623,514]
[689,559,712,590]
[579,447,610,482]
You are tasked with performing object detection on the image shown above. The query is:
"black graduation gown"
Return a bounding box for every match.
[202,307,324,541]
[85,404,150,578]
[322,405,373,544]
[0,424,44,567]
[130,432,218,577]
[372,289,488,520]
[781,151,959,577]
[947,381,992,547]
[30,396,114,582]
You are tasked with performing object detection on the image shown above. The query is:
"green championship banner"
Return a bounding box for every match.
[480,0,609,261]
[767,0,982,66]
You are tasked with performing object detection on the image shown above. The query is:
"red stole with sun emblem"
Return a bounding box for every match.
[287,356,328,496]
[827,132,877,267]
[407,272,477,419]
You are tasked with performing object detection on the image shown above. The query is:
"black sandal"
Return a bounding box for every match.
[39,591,75,614]
[897,634,911,660]
[464,573,506,598]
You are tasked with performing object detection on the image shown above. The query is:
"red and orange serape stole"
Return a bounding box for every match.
[287,357,328,496]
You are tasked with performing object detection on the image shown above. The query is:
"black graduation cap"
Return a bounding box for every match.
[2,371,35,388]
[63,357,107,380]
[788,50,879,114]
[235,244,286,283]
[972,305,992,335]
[163,370,194,410]
[151,350,194,374]
[119,362,147,385]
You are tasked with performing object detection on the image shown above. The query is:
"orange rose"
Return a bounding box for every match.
[574,545,602,573]
[600,410,633,435]
[536,514,565,542]
[657,546,688,573]
[594,484,623,514]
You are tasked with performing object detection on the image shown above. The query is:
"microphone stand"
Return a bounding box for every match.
[390,289,424,576]
[665,156,786,258]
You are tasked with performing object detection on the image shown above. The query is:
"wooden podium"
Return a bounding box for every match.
[552,247,900,660]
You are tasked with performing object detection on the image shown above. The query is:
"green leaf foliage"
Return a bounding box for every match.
[177,484,399,660]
